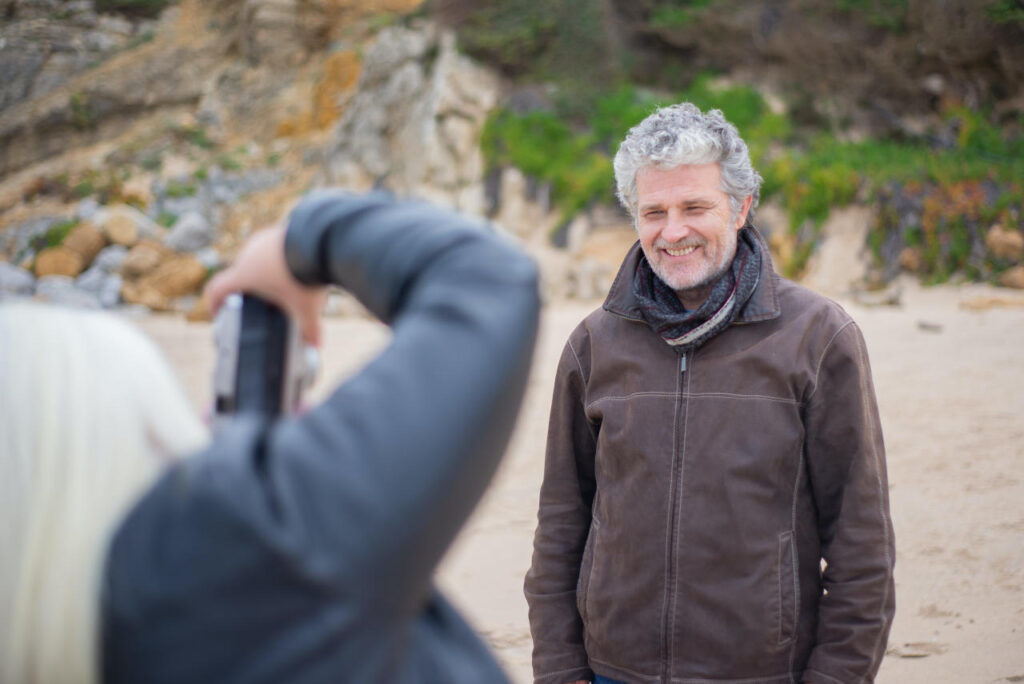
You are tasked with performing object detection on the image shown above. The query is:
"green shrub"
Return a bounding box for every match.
[835,0,909,31]
[94,0,173,18]
[648,0,719,29]
[987,0,1024,24]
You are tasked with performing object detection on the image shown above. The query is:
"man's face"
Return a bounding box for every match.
[635,163,752,308]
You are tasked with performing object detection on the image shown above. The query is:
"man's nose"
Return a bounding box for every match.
[662,209,692,242]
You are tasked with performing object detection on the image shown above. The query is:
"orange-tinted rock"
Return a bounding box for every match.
[35,247,85,277]
[899,246,922,272]
[998,265,1024,289]
[63,222,107,265]
[140,254,207,297]
[121,281,172,311]
[985,224,1024,262]
[103,209,141,246]
[121,240,169,279]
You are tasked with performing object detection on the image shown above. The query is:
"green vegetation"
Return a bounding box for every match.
[177,125,215,150]
[30,219,80,254]
[164,179,196,198]
[69,92,96,131]
[216,154,243,171]
[157,212,178,228]
[94,0,174,18]
[437,0,618,85]
[649,0,720,29]
[987,0,1024,24]
[835,0,909,31]
[482,74,1024,280]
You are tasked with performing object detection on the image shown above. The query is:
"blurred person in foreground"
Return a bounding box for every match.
[525,104,895,684]
[0,190,540,683]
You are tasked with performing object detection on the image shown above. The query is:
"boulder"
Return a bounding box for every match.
[326,23,500,215]
[76,266,123,308]
[120,240,170,279]
[0,262,35,298]
[800,206,873,297]
[102,211,139,246]
[165,211,215,252]
[998,265,1024,289]
[139,254,208,298]
[62,221,107,265]
[985,224,1024,262]
[93,244,129,273]
[96,205,163,246]
[121,281,172,311]
[899,246,922,272]
[34,247,85,278]
[35,275,101,309]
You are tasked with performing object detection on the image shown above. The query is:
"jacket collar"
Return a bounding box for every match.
[602,224,781,324]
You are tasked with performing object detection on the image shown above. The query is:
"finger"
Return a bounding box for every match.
[295,290,327,346]
[298,314,322,348]
[203,268,236,315]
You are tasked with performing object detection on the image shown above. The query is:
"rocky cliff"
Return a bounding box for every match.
[2,0,1022,315]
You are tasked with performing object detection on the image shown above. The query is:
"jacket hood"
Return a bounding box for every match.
[602,224,781,324]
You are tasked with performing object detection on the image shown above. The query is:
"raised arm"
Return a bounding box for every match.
[206,190,541,610]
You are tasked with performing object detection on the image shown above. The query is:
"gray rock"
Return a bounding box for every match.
[75,266,123,308]
[93,244,128,272]
[77,197,101,221]
[0,262,35,298]
[195,247,223,270]
[165,212,214,252]
[3,215,68,262]
[34,275,101,309]
[326,25,499,216]
[95,204,164,241]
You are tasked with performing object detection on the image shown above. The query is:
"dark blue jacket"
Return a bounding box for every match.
[102,191,541,683]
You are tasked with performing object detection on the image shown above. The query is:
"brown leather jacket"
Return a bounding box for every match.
[525,233,895,684]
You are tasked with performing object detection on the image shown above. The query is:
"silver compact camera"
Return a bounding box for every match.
[212,293,318,424]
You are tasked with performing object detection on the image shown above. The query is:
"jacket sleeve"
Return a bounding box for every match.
[524,332,598,684]
[202,190,540,615]
[801,321,896,684]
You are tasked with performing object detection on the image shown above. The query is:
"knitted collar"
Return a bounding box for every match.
[632,227,762,354]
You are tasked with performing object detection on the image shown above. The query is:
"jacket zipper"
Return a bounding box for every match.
[663,349,689,680]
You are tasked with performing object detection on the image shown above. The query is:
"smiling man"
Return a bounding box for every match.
[525,104,895,684]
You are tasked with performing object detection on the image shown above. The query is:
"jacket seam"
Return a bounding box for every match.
[805,320,855,404]
[586,391,801,413]
[536,664,594,678]
[802,669,847,684]
[589,656,659,680]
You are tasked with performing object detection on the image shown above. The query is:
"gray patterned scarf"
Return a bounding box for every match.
[632,227,762,354]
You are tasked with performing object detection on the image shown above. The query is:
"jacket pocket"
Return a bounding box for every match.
[777,531,797,644]
[576,516,600,624]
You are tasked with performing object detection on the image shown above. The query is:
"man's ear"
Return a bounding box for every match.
[735,195,754,230]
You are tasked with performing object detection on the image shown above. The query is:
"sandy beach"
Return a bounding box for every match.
[138,280,1024,683]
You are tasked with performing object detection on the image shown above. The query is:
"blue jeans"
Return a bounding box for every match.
[594,676,627,684]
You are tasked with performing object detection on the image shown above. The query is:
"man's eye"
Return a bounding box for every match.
[687,207,707,214]
[644,210,665,218]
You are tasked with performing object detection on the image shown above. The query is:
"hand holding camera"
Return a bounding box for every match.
[204,223,327,347]
[205,223,326,421]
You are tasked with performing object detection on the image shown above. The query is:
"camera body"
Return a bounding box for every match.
[212,294,317,424]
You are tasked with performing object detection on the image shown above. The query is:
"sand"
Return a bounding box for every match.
[137,279,1024,683]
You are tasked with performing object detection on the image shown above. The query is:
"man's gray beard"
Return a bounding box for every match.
[649,244,738,309]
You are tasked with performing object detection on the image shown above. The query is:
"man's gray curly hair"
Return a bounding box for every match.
[613,102,763,221]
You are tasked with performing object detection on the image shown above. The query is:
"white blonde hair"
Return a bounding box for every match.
[0,303,208,684]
